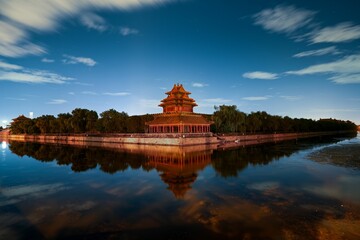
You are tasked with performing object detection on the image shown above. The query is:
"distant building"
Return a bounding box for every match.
[146,84,212,133]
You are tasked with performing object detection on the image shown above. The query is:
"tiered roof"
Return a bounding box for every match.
[146,83,212,132]
[159,83,197,113]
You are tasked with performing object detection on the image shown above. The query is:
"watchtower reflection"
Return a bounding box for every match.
[145,149,212,198]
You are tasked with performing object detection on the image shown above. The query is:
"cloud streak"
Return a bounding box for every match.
[254,5,360,45]
[310,22,360,43]
[287,54,360,84]
[47,99,67,104]
[81,13,108,32]
[0,60,22,70]
[192,82,208,87]
[41,58,55,63]
[120,27,139,36]
[253,5,315,34]
[0,60,73,84]
[243,71,278,80]
[63,55,97,66]
[242,96,271,101]
[0,0,173,58]
[293,46,341,58]
[280,95,302,101]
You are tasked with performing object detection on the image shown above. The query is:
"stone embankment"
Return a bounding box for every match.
[1,131,353,147]
[3,133,218,146]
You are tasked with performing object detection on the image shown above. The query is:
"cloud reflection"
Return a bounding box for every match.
[0,183,69,207]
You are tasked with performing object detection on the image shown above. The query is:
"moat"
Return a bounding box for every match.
[1,133,359,240]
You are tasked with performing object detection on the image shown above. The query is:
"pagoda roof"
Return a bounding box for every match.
[165,84,190,95]
[146,113,211,125]
[160,84,197,107]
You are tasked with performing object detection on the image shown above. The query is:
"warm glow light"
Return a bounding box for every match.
[1,141,7,150]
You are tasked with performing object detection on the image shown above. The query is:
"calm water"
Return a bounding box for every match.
[1,134,360,240]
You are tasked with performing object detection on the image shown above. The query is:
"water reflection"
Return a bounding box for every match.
[2,134,360,239]
[7,135,352,197]
[1,141,6,150]
[146,150,212,198]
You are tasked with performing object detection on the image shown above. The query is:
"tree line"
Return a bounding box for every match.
[10,108,154,135]
[212,105,357,133]
[8,105,358,135]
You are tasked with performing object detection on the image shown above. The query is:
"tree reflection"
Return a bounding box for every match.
[211,134,354,177]
[9,142,150,174]
[8,134,352,196]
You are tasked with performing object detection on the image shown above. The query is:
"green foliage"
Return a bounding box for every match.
[35,115,57,134]
[57,113,73,133]
[9,108,156,134]
[98,109,128,133]
[213,105,246,133]
[10,115,39,134]
[8,105,357,135]
[213,105,357,134]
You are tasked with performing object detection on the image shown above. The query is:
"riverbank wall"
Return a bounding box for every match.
[2,133,218,146]
[1,131,353,147]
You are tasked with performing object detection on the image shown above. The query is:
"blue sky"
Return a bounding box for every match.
[1,0,360,127]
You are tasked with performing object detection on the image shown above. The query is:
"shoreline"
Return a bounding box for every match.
[0,131,355,149]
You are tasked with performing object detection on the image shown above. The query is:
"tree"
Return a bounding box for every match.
[57,113,73,133]
[71,108,90,133]
[35,115,56,134]
[98,109,128,133]
[86,110,98,132]
[246,112,262,133]
[10,115,31,134]
[213,105,246,133]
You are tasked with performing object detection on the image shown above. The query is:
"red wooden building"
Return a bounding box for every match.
[146,84,212,133]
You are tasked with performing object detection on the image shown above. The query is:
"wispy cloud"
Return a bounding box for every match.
[41,58,55,63]
[0,183,69,206]
[120,27,139,36]
[74,82,93,86]
[0,60,22,70]
[253,5,360,45]
[0,60,73,84]
[242,96,271,101]
[47,99,67,104]
[63,55,97,67]
[0,0,172,58]
[0,20,46,57]
[280,95,302,101]
[310,22,360,43]
[293,46,341,58]
[329,74,360,84]
[103,92,131,96]
[243,71,278,80]
[253,5,315,34]
[81,91,98,95]
[6,97,27,101]
[287,54,360,84]
[192,82,208,88]
[81,13,108,32]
